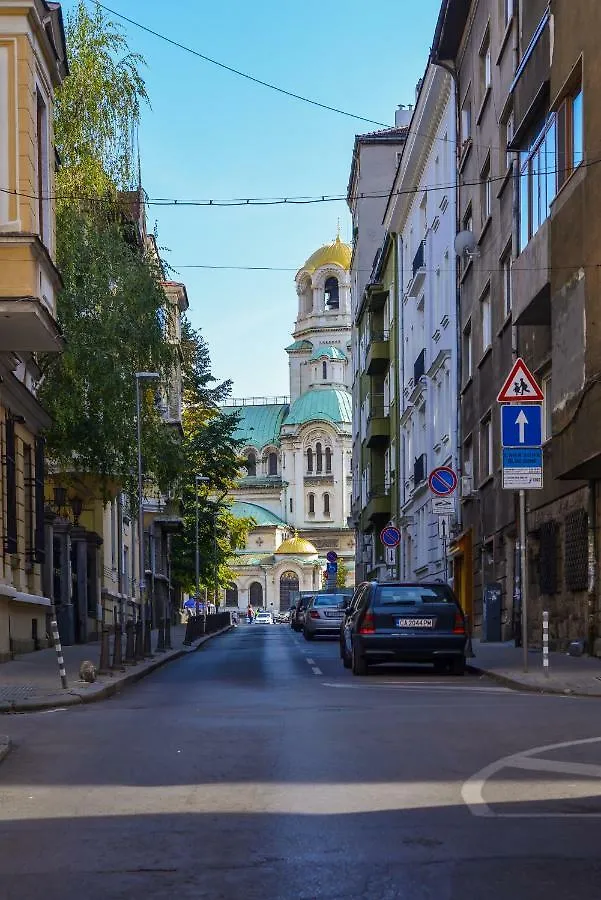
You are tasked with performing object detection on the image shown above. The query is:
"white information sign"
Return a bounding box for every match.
[432,496,455,515]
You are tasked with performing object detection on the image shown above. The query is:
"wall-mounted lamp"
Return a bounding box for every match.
[70,496,83,525]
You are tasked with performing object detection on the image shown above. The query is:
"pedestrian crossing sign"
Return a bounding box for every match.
[497,357,543,403]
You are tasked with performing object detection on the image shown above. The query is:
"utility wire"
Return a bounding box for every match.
[92,1,387,128]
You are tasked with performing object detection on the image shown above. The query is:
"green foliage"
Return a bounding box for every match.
[336,558,350,588]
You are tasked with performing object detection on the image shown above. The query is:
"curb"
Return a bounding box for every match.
[0,736,11,764]
[467,663,601,698]
[1,625,233,715]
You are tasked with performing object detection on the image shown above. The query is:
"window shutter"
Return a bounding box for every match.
[5,418,17,554]
[34,436,46,564]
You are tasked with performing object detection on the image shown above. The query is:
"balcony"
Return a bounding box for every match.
[407,241,426,297]
[364,484,391,524]
[0,297,64,352]
[413,453,427,486]
[413,348,426,382]
[512,218,550,325]
[365,394,390,448]
[366,331,390,375]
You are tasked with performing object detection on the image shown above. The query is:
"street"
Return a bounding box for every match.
[1,625,601,900]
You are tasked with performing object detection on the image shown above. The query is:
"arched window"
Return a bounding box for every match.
[325,447,332,473]
[280,571,299,611]
[308,492,315,515]
[249,581,263,608]
[225,583,238,607]
[316,442,323,473]
[324,277,340,310]
[322,360,327,380]
[323,493,331,516]
[245,452,256,477]
[268,452,278,476]
[307,447,313,472]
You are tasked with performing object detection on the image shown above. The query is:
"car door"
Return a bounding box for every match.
[345,584,369,654]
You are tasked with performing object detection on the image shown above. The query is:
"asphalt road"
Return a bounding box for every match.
[1,623,601,900]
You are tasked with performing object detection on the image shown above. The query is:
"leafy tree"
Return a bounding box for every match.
[336,559,350,588]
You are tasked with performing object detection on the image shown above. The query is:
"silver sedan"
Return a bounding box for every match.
[303,593,349,640]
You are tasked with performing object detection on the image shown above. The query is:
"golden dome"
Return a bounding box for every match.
[275,533,318,555]
[299,236,352,275]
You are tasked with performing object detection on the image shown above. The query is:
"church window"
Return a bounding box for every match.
[316,442,323,473]
[307,447,313,472]
[289,497,293,512]
[322,360,327,380]
[308,493,315,515]
[324,277,340,310]
[225,583,239,607]
[323,493,331,516]
[325,447,332,473]
[268,452,278,476]
[245,452,257,477]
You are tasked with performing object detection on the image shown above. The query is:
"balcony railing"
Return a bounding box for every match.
[407,240,427,298]
[413,348,426,382]
[368,393,387,420]
[413,453,427,486]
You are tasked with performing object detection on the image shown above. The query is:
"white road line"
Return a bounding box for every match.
[306,658,315,665]
[462,735,601,818]
[312,667,323,675]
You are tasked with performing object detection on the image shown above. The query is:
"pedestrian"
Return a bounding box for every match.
[247,604,253,624]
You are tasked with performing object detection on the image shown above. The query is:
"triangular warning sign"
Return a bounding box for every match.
[497,357,544,403]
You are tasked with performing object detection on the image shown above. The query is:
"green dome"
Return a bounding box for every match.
[229,403,289,449]
[309,345,347,362]
[284,388,352,427]
[286,340,313,353]
[230,501,287,527]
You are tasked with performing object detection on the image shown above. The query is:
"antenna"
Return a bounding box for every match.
[454,230,478,258]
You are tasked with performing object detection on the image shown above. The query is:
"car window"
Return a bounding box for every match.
[375,585,455,606]
[313,594,347,607]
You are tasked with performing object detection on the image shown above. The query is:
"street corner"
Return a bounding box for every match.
[0,734,12,765]
[462,736,601,819]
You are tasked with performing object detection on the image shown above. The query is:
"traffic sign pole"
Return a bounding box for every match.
[519,489,528,672]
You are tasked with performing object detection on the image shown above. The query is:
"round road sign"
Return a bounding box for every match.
[380,526,401,548]
[326,551,338,563]
[428,466,458,496]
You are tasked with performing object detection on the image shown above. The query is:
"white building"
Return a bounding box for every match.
[384,64,458,582]
[224,237,356,612]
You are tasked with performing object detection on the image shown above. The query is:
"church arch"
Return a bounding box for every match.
[225,583,239,607]
[245,451,257,477]
[268,451,278,476]
[323,492,331,516]
[324,276,340,310]
[249,582,263,608]
[279,571,299,611]
[325,446,332,473]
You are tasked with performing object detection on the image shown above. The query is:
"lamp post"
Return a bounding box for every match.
[195,475,210,615]
[135,371,159,655]
[211,491,229,610]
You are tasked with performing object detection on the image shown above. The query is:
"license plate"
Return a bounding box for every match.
[324,610,342,618]
[396,618,435,628]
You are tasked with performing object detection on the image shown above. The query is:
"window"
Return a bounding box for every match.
[501,0,513,26]
[289,497,293,513]
[519,116,557,252]
[480,28,491,99]
[481,287,491,352]
[480,155,492,224]
[36,90,49,244]
[542,374,552,441]
[324,277,339,310]
[268,452,278,476]
[245,452,257,477]
[323,493,330,517]
[461,96,472,146]
[325,446,332,473]
[501,249,512,318]
[463,436,473,491]
[316,442,323,473]
[480,416,493,480]
[5,417,17,553]
[461,206,473,273]
[322,360,327,380]
[557,83,583,188]
[34,436,45,563]
[308,493,315,515]
[463,319,473,382]
[307,447,313,472]
[24,444,34,562]
[505,112,514,170]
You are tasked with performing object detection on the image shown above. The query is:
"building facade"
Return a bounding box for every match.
[225,238,356,612]
[0,1,67,659]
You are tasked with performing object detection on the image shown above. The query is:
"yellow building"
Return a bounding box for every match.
[0,1,67,660]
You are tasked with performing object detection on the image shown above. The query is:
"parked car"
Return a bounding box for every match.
[290,597,312,632]
[255,609,273,624]
[275,610,290,624]
[303,592,351,640]
[340,581,467,676]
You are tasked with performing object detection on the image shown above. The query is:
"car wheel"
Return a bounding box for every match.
[303,629,314,641]
[351,643,368,676]
[450,657,466,676]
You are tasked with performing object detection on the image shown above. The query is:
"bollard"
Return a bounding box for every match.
[183,616,193,646]
[464,613,475,659]
[124,618,136,665]
[98,620,111,675]
[543,610,549,677]
[156,615,166,653]
[165,612,172,649]
[143,603,153,657]
[112,607,124,671]
[134,610,144,662]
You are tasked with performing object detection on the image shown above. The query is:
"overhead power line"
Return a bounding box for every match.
[92,2,387,128]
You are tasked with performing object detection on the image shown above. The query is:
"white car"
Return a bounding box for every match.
[255,610,273,624]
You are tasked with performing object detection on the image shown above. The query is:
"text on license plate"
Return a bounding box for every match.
[396,618,435,628]
[324,610,342,618]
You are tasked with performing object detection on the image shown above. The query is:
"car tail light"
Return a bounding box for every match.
[453,612,465,634]
[309,610,320,619]
[359,611,375,634]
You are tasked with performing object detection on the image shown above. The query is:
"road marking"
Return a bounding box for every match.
[312,667,323,675]
[321,682,512,694]
[306,658,315,665]
[462,735,601,818]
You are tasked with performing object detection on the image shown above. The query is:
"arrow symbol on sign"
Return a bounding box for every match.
[516,409,529,444]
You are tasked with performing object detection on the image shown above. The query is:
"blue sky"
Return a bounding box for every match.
[64,0,442,396]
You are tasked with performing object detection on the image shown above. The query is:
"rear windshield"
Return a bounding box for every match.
[312,594,347,607]
[375,585,455,606]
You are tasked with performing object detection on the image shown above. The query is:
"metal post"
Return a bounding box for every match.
[542,609,549,677]
[136,375,146,656]
[519,489,528,672]
[49,599,68,690]
[195,483,200,616]
[213,506,218,610]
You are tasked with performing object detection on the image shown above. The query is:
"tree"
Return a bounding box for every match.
[336,559,350,588]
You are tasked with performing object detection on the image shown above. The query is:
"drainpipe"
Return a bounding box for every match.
[587,482,598,656]
[396,232,404,580]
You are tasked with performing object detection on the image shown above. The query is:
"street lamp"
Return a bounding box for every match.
[135,371,159,655]
[195,475,210,614]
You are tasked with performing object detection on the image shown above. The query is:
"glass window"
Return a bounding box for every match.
[502,251,512,318]
[307,447,313,472]
[245,452,256,477]
[463,319,472,381]
[505,113,514,170]
[323,493,330,516]
[461,99,472,144]
[519,117,557,252]
[480,156,491,222]
[322,360,327,380]
[572,89,583,168]
[268,452,278,476]
[375,585,455,606]
[481,289,491,351]
[325,446,332,473]
[313,594,347,608]
[316,442,323,473]
[308,493,315,515]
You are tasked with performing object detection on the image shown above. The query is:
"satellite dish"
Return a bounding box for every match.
[454,230,477,257]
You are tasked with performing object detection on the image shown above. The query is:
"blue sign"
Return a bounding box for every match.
[326,561,338,574]
[326,551,338,563]
[380,526,401,548]
[428,466,458,496]
[501,404,542,448]
[502,447,543,468]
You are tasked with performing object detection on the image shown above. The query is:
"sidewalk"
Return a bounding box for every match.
[0,623,232,713]
[469,639,601,696]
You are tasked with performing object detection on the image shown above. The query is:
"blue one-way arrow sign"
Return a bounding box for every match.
[501,404,542,448]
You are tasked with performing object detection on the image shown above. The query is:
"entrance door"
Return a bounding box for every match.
[279,572,299,611]
[249,582,263,608]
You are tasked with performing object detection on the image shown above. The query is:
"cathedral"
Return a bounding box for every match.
[224,236,355,612]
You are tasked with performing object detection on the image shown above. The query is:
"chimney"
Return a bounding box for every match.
[395,104,413,128]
